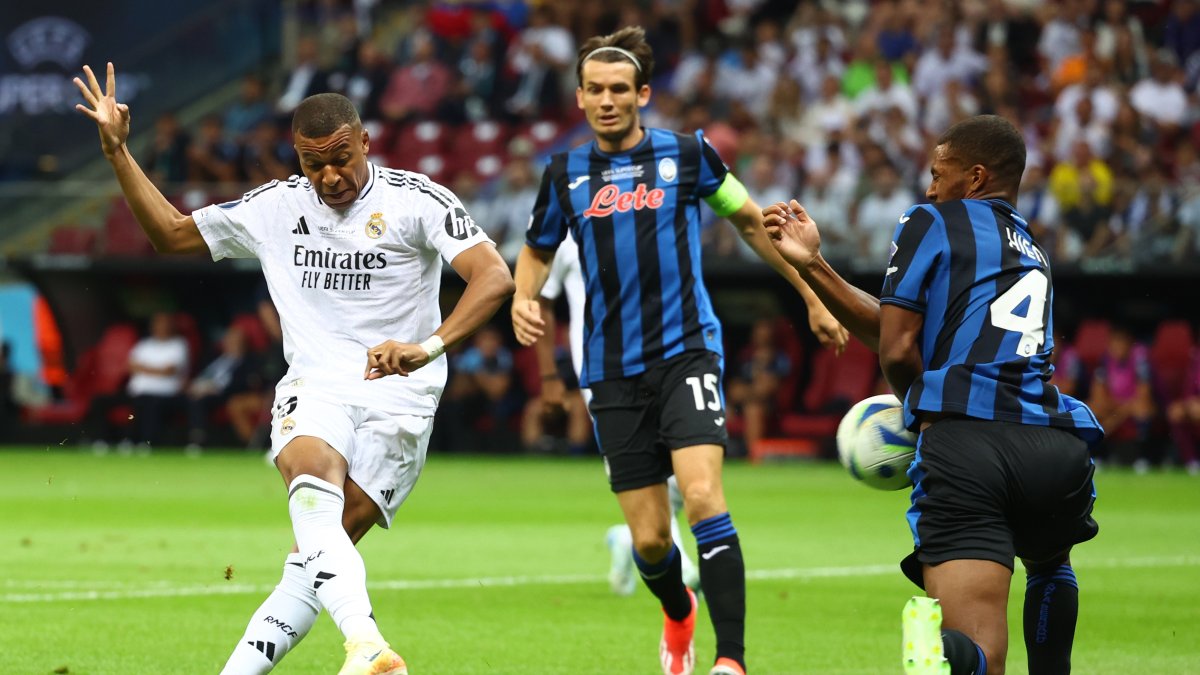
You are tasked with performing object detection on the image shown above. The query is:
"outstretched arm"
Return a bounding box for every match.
[727,197,849,352]
[763,200,882,353]
[74,62,207,255]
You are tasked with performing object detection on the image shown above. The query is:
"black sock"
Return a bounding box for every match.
[633,545,691,621]
[693,513,745,670]
[942,629,985,675]
[1024,564,1079,675]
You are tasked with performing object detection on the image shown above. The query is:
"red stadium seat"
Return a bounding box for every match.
[102,197,156,257]
[778,338,879,440]
[1072,319,1111,372]
[229,313,271,353]
[48,225,99,255]
[391,121,448,165]
[1150,320,1196,403]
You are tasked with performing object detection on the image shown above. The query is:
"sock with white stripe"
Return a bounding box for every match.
[693,512,745,670]
[220,553,319,674]
[288,475,380,642]
[1024,564,1079,675]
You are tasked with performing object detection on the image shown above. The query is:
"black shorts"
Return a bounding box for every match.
[589,350,728,493]
[901,419,1099,588]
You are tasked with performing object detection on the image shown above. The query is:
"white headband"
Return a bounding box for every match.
[583,46,642,72]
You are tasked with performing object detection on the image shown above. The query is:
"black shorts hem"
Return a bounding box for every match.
[900,549,1016,589]
[667,435,727,451]
[609,472,672,494]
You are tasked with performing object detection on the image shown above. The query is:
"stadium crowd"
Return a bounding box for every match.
[17,0,1200,470]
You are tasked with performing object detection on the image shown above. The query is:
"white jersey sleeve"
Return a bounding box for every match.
[192,180,291,260]
[404,181,494,265]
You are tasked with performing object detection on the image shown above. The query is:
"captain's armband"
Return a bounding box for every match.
[703,173,750,218]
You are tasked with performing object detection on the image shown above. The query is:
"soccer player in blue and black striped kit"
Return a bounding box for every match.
[765,115,1103,675]
[511,26,846,675]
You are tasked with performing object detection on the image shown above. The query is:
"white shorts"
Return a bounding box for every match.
[268,391,433,528]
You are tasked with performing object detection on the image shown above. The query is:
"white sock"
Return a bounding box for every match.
[287,475,380,642]
[220,553,320,674]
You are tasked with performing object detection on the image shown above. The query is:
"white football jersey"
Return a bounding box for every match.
[193,164,493,415]
[539,232,585,385]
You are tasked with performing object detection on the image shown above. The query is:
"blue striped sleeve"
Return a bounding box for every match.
[880,204,942,312]
[694,130,729,198]
[526,160,568,251]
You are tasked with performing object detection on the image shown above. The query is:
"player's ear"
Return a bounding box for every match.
[576,86,585,110]
[970,163,988,193]
[360,126,370,155]
[637,84,651,107]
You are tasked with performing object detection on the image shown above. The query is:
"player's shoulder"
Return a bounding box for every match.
[235,175,310,206]
[374,164,460,211]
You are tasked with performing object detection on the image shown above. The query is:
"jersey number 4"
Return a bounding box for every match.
[989,269,1048,358]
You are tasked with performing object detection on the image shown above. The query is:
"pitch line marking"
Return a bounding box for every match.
[2,555,1197,604]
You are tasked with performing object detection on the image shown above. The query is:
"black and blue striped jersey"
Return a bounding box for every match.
[880,198,1103,445]
[525,128,728,386]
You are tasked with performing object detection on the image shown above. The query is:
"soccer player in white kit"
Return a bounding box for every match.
[535,233,699,595]
[75,64,514,675]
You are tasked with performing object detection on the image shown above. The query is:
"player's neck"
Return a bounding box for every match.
[595,126,645,154]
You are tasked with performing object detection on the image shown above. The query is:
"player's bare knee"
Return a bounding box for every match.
[681,480,725,523]
[630,530,673,562]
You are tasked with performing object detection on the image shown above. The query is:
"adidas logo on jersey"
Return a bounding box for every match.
[380,488,396,503]
[292,216,311,235]
[247,640,277,662]
[314,571,337,589]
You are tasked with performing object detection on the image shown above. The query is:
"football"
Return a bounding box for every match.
[835,394,918,490]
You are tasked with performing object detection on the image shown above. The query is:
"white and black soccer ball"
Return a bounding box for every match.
[835,394,917,490]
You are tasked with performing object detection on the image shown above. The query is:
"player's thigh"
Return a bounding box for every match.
[923,558,1012,671]
[657,350,729,453]
[590,376,671,492]
[903,420,1013,587]
[671,443,728,525]
[270,392,357,486]
[346,411,434,529]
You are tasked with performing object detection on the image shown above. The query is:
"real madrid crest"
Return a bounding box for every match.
[366,212,387,239]
[280,417,296,435]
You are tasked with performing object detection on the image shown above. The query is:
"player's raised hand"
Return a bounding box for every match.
[511,298,545,347]
[364,340,430,380]
[73,63,130,158]
[763,199,821,269]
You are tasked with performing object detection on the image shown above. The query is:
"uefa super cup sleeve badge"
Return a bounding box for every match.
[366,212,387,239]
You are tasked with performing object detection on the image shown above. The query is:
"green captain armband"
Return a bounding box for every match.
[703,173,750,217]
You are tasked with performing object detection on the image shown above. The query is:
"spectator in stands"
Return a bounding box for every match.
[854,58,918,124]
[238,119,297,185]
[789,33,846,101]
[1087,324,1157,470]
[223,74,272,142]
[187,115,239,184]
[855,161,916,270]
[379,31,453,124]
[726,318,792,454]
[1050,333,1088,400]
[144,112,190,185]
[456,35,503,121]
[785,74,853,156]
[798,148,858,264]
[912,23,987,102]
[504,5,574,120]
[127,312,190,448]
[276,35,331,116]
[1114,165,1179,263]
[1018,164,1065,259]
[1130,51,1189,133]
[185,325,261,451]
[1164,0,1200,66]
[336,41,393,123]
[491,156,540,262]
[438,325,519,452]
[1051,140,1116,259]
[520,331,591,456]
[1166,349,1200,474]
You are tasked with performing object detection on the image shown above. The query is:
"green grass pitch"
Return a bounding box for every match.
[2,449,1198,674]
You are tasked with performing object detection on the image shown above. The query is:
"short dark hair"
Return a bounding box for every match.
[936,114,1026,189]
[576,26,655,89]
[292,93,361,138]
